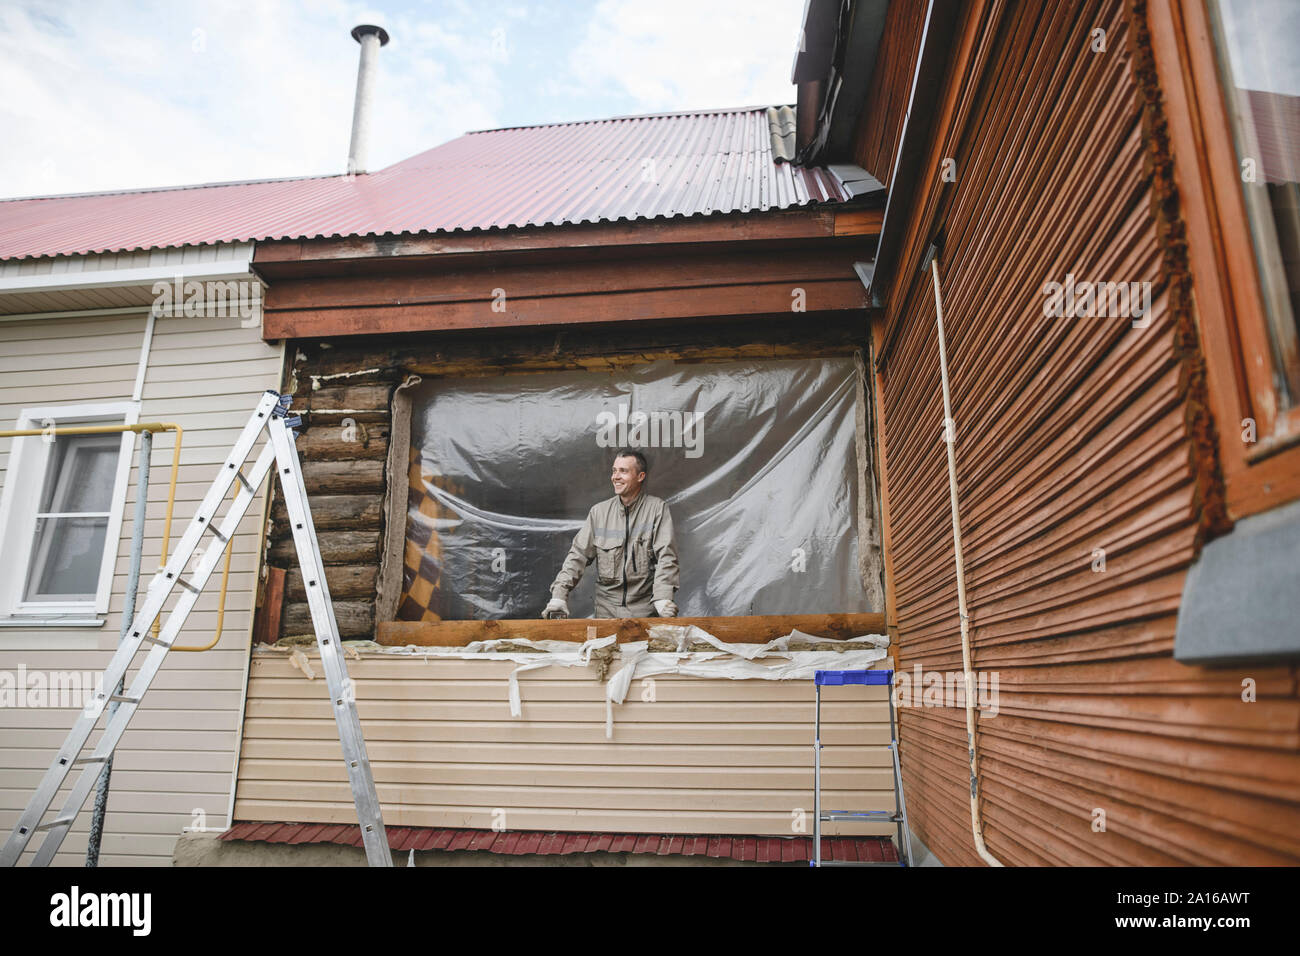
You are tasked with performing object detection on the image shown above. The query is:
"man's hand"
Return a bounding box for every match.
[653,599,678,618]
[543,597,569,619]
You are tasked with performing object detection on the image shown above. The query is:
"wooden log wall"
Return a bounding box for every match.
[377,613,887,647]
[265,354,397,640]
[871,0,1300,865]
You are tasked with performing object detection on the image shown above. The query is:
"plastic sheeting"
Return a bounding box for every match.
[402,356,870,619]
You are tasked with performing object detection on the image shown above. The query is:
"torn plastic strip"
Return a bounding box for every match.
[271,626,888,730]
[504,635,616,716]
[602,625,889,738]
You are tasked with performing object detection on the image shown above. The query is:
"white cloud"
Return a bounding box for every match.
[0,0,508,198]
[566,0,801,114]
[0,0,806,199]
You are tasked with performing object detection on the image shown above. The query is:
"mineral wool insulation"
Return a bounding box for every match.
[268,625,890,738]
[398,357,870,621]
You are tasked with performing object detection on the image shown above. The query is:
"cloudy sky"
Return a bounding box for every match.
[0,0,806,200]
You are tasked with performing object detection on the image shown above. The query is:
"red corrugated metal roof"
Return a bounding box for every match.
[0,107,852,262]
[218,822,898,864]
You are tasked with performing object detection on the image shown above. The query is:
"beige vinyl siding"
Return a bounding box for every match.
[235,652,898,837]
[0,297,282,865]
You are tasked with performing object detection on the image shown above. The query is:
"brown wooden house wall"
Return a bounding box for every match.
[871,0,1300,865]
[852,0,928,186]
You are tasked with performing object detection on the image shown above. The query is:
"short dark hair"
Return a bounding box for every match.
[614,448,648,476]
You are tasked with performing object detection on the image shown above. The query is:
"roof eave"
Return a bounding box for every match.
[797,0,891,166]
[865,0,962,309]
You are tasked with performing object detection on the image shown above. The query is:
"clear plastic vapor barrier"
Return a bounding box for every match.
[398,356,870,620]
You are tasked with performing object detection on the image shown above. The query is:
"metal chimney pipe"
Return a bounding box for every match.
[347,24,389,175]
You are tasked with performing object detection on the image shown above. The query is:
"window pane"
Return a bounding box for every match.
[23,516,109,602]
[37,433,118,515]
[1207,0,1300,402]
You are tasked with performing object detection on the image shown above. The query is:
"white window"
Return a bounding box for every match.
[0,403,138,620]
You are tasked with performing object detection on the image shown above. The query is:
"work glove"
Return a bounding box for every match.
[543,597,569,619]
[653,599,678,618]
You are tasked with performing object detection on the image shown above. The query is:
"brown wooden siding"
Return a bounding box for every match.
[872,0,1300,865]
[852,0,929,186]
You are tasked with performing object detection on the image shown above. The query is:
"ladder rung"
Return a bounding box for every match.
[810,861,903,867]
[35,817,75,832]
[235,470,255,493]
[820,811,901,821]
[110,694,141,704]
[208,525,229,543]
[140,634,171,648]
[73,755,107,765]
[176,577,201,595]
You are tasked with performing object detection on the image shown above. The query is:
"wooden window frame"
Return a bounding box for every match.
[1148,0,1300,519]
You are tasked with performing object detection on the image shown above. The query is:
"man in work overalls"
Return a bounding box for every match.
[543,449,680,619]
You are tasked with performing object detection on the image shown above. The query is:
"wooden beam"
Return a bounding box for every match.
[264,280,868,340]
[264,247,864,311]
[285,565,378,601]
[283,311,872,379]
[253,567,286,645]
[269,530,379,565]
[253,207,880,266]
[834,208,885,236]
[376,613,887,647]
[270,493,383,530]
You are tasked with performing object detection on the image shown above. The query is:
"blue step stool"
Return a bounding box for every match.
[812,669,913,867]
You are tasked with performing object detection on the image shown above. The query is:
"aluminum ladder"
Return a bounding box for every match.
[0,390,393,867]
[812,668,913,867]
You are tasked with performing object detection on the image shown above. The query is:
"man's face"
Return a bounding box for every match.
[611,455,645,498]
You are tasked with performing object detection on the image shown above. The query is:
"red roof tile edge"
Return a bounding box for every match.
[218,822,898,865]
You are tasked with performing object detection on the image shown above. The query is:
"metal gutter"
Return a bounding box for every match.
[0,258,256,295]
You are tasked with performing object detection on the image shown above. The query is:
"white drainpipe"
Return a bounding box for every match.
[929,251,1004,867]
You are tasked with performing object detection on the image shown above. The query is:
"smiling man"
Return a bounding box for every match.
[543,448,680,619]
